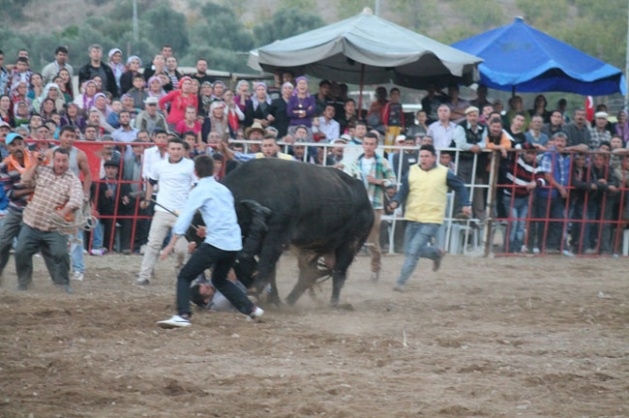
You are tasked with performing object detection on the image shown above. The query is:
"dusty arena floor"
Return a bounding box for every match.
[0,251,628,417]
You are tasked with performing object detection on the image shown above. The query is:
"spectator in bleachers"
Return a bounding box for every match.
[0,95,13,127]
[119,56,142,95]
[42,46,73,84]
[533,132,572,254]
[382,88,404,149]
[74,80,98,112]
[264,82,292,140]
[146,76,166,101]
[189,58,214,86]
[165,57,183,89]
[421,84,448,124]
[312,103,339,142]
[125,74,148,110]
[244,81,273,128]
[446,84,469,123]
[469,84,490,109]
[563,109,591,152]
[504,96,530,131]
[614,110,629,145]
[27,73,44,103]
[78,45,117,97]
[175,106,201,140]
[9,57,32,94]
[528,94,551,123]
[159,76,197,130]
[542,109,565,138]
[590,111,612,150]
[405,109,428,139]
[589,152,620,254]
[501,143,537,253]
[135,97,167,135]
[525,115,549,150]
[338,98,359,135]
[427,104,464,150]
[287,76,315,133]
[314,79,333,116]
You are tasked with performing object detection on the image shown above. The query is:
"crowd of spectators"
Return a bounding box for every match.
[1,42,629,261]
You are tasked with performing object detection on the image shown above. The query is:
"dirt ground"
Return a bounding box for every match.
[0,251,628,418]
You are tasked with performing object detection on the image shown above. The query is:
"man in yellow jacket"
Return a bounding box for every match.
[388,144,471,292]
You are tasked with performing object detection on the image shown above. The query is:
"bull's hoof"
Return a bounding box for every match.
[331,302,354,311]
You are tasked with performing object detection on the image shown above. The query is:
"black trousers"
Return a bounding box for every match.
[176,243,254,317]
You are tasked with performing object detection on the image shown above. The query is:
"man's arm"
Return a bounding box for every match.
[389,173,410,210]
[21,152,45,185]
[140,180,154,209]
[446,171,471,216]
[77,150,92,197]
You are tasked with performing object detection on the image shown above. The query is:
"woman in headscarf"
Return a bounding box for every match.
[33,83,65,114]
[235,80,250,113]
[286,76,315,130]
[74,80,99,112]
[198,81,214,115]
[223,88,244,134]
[39,98,57,120]
[158,76,198,129]
[244,81,273,127]
[201,100,232,143]
[108,48,125,96]
[147,76,166,100]
[120,55,143,95]
[10,80,30,111]
[60,103,86,132]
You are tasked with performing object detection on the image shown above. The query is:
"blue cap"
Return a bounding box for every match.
[5,132,24,145]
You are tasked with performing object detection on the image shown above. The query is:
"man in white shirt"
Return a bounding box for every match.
[313,104,340,141]
[41,46,73,83]
[111,111,139,159]
[136,138,195,286]
[141,129,168,181]
[426,104,465,151]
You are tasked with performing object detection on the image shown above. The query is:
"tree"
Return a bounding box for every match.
[188,3,254,52]
[141,5,189,55]
[252,8,325,46]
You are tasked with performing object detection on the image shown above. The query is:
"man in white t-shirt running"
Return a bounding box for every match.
[135,138,195,285]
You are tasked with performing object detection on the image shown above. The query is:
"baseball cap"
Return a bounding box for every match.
[144,97,159,105]
[0,121,11,129]
[5,132,24,145]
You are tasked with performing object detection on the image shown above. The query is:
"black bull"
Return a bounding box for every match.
[223,159,374,306]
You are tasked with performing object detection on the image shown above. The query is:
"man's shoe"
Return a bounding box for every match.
[121,249,132,255]
[157,315,191,329]
[370,271,380,283]
[16,284,28,291]
[72,271,84,282]
[433,249,446,272]
[248,306,264,321]
[62,284,73,294]
[392,284,405,292]
[532,247,540,254]
[135,278,150,286]
[90,248,105,256]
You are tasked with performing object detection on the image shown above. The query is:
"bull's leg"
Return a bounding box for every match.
[285,253,318,305]
[251,226,288,301]
[265,265,282,306]
[330,247,356,306]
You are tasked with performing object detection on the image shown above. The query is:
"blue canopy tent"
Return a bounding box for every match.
[451,17,626,96]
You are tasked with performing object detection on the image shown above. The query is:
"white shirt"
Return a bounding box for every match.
[150,157,195,213]
[112,127,139,159]
[314,116,340,141]
[172,176,241,251]
[142,146,168,181]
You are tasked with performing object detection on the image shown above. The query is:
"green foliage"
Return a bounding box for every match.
[515,0,569,26]
[141,5,189,53]
[279,0,316,11]
[337,0,365,19]
[252,8,325,46]
[452,0,505,30]
[192,3,254,52]
[396,0,439,33]
[0,0,32,20]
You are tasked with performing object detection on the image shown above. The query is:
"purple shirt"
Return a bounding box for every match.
[287,95,315,127]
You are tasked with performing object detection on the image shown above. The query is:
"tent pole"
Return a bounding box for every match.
[358,64,365,116]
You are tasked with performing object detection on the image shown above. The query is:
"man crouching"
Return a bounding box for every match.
[157,155,264,328]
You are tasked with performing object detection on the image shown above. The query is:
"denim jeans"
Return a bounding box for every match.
[176,243,253,317]
[396,222,440,286]
[92,220,103,249]
[502,195,529,252]
[533,194,566,250]
[69,231,85,273]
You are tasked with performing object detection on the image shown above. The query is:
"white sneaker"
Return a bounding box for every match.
[90,248,105,256]
[248,306,264,321]
[370,271,380,282]
[157,315,191,328]
[72,271,84,282]
[532,247,540,254]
